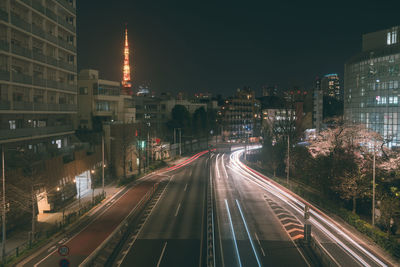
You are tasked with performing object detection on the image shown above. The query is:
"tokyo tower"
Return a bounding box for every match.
[121,25,132,95]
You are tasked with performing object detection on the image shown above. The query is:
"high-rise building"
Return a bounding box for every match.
[313,77,323,131]
[344,26,400,147]
[0,0,77,149]
[321,73,340,100]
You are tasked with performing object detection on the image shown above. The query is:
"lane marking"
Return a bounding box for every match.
[235,199,262,267]
[254,232,266,257]
[175,203,181,217]
[116,175,175,267]
[156,242,167,267]
[184,183,188,191]
[224,199,242,267]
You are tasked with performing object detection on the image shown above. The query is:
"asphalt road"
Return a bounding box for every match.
[213,153,312,267]
[116,155,208,267]
[229,148,392,267]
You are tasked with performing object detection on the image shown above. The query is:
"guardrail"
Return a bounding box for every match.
[206,154,216,267]
[80,182,161,266]
[309,235,340,267]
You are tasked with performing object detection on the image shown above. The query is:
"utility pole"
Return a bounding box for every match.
[2,145,6,262]
[179,128,182,156]
[102,134,105,196]
[287,136,290,185]
[372,140,376,226]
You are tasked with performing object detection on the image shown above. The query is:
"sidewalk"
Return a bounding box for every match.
[0,183,119,259]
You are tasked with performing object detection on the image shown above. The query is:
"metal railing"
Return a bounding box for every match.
[0,125,74,140]
[10,12,31,32]
[0,8,8,22]
[12,73,32,85]
[11,43,32,58]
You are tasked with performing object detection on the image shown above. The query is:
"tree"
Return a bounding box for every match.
[192,107,207,138]
[333,164,371,214]
[166,105,192,139]
[377,185,400,236]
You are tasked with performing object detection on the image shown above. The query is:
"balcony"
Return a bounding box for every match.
[32,102,47,111]
[33,77,46,87]
[32,0,45,14]
[45,32,58,45]
[10,13,31,32]
[32,24,46,39]
[58,60,75,72]
[20,0,31,5]
[0,125,75,141]
[11,43,32,58]
[12,72,32,84]
[0,100,10,110]
[0,70,10,81]
[32,51,46,63]
[58,16,75,32]
[56,0,76,14]
[58,83,76,92]
[0,8,8,22]
[57,39,76,52]
[46,55,58,66]
[46,8,57,21]
[0,40,9,52]
[46,79,58,89]
[13,101,33,110]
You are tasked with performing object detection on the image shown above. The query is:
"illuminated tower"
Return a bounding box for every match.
[121,25,132,94]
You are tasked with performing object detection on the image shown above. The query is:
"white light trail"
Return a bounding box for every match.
[225,199,242,267]
[228,148,387,267]
[235,199,262,267]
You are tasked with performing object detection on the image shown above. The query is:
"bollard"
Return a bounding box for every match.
[16,246,19,257]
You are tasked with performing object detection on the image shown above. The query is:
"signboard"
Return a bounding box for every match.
[58,245,69,257]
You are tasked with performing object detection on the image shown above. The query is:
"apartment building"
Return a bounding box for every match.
[0,0,77,151]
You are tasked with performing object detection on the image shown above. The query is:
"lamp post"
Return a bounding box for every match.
[102,134,105,196]
[287,136,290,185]
[372,140,376,226]
[1,145,6,262]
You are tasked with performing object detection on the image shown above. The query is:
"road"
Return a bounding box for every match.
[116,150,316,267]
[17,152,208,267]
[20,148,393,266]
[228,147,392,267]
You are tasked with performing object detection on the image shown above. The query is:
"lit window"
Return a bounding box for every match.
[9,120,16,130]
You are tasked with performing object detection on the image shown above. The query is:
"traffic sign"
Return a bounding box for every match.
[58,245,69,257]
[59,258,70,267]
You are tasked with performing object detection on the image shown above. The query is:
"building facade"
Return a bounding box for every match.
[313,77,323,131]
[0,0,77,149]
[221,87,261,141]
[77,69,135,131]
[321,73,341,100]
[344,26,400,147]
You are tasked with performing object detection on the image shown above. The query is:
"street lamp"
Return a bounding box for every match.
[1,145,6,262]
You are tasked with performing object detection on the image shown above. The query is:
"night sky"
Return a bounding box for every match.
[77,1,400,96]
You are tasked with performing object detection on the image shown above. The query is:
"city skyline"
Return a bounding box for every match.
[77,1,400,95]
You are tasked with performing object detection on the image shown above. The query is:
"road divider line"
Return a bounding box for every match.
[235,199,262,267]
[254,233,265,257]
[224,199,242,267]
[156,242,168,267]
[175,203,181,217]
[184,183,188,191]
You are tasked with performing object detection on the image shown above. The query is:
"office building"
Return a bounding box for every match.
[221,87,261,141]
[321,73,341,100]
[344,26,400,147]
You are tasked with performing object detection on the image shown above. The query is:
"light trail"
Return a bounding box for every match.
[224,199,242,267]
[229,148,388,267]
[235,199,262,267]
